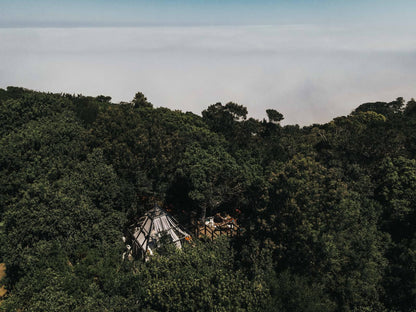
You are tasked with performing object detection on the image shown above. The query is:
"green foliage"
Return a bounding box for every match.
[266,109,284,123]
[268,270,336,312]
[136,238,268,312]
[176,143,248,220]
[353,97,405,118]
[2,87,416,311]
[376,157,416,311]
[260,156,387,310]
[202,102,248,139]
[132,92,153,109]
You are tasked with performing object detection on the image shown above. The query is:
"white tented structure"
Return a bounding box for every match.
[128,205,191,258]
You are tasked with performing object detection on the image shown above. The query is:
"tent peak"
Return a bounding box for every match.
[126,205,191,260]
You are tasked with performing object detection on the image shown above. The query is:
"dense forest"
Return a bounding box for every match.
[0,86,415,311]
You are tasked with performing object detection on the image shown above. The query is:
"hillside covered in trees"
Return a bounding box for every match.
[1,86,416,311]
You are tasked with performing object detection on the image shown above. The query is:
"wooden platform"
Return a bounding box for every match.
[196,218,240,240]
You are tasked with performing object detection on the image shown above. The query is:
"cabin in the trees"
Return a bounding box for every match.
[126,205,191,259]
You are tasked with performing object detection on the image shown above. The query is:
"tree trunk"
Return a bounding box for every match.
[200,204,207,222]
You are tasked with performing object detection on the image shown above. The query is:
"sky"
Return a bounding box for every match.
[1,1,416,124]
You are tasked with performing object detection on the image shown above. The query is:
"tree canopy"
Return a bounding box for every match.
[1,86,416,311]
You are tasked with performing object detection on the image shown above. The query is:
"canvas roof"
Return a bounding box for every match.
[130,205,190,256]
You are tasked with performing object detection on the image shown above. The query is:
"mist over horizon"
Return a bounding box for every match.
[1,0,416,125]
[1,25,415,125]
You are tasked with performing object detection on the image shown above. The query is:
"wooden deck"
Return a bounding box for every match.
[196,220,240,240]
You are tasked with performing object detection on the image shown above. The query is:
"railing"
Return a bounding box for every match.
[196,222,240,240]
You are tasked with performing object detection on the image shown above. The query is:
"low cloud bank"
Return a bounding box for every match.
[1,25,415,124]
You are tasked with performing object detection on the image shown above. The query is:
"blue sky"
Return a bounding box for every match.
[1,0,416,27]
[1,1,416,124]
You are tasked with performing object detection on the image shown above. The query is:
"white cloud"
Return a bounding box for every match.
[1,25,415,125]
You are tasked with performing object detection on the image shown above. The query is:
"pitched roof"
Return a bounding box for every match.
[130,205,190,257]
